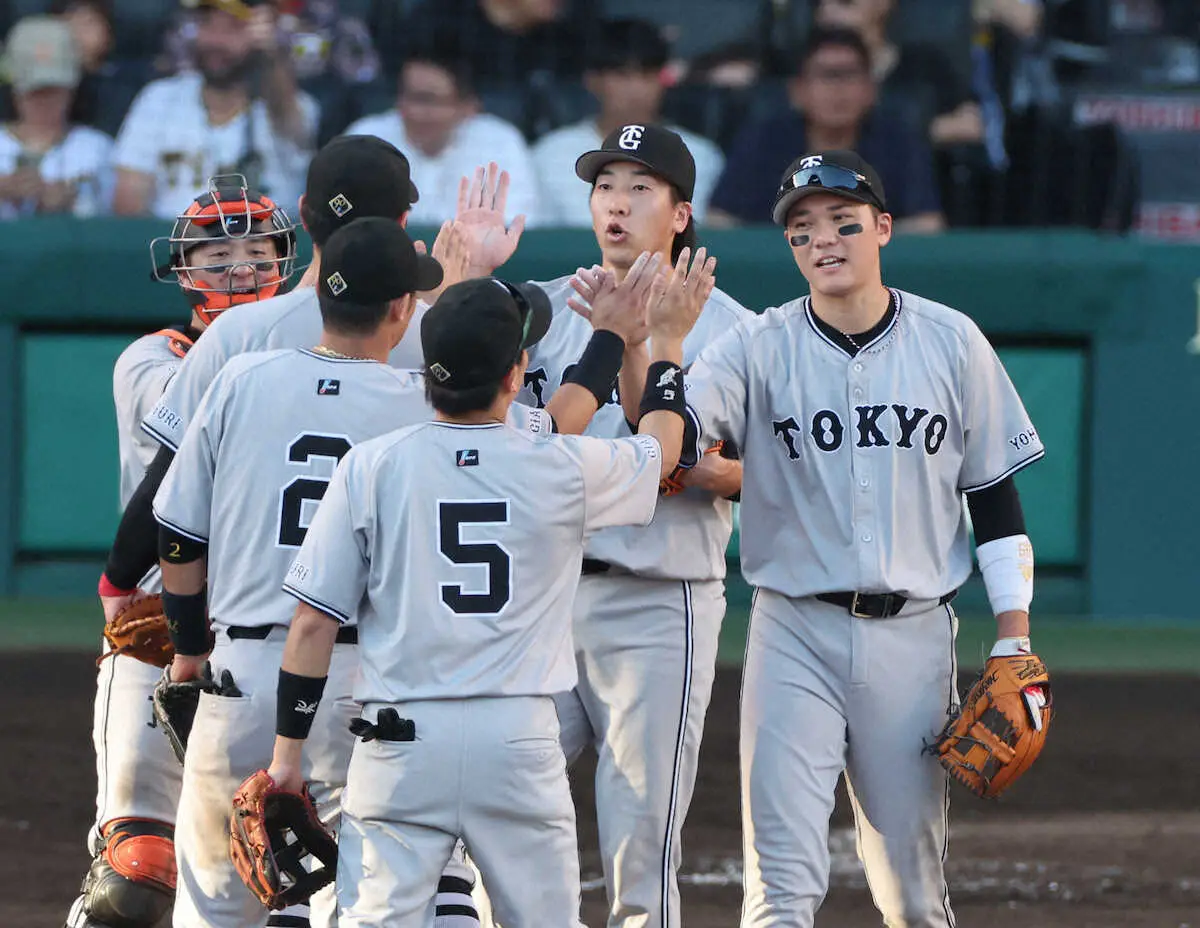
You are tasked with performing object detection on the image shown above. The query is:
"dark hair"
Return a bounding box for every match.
[798,26,872,76]
[300,198,339,247]
[403,34,476,99]
[423,377,505,416]
[318,299,392,337]
[586,18,669,73]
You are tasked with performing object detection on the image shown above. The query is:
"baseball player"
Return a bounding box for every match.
[98,140,614,622]
[491,124,752,928]
[152,216,487,928]
[262,253,712,928]
[68,178,296,928]
[679,150,1048,927]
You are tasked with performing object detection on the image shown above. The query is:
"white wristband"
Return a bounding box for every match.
[976,533,1034,616]
[990,636,1032,658]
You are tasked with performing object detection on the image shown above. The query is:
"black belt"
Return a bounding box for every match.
[226,624,359,644]
[816,589,957,619]
[581,557,611,575]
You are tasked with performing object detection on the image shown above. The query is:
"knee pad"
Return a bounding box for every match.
[80,818,175,928]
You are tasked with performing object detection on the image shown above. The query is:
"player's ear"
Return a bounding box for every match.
[672,199,692,236]
[874,209,893,247]
[398,210,410,230]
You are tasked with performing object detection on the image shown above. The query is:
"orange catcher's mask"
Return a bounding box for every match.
[150,175,299,326]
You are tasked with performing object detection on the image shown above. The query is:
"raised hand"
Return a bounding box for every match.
[647,247,717,343]
[456,162,526,276]
[568,252,661,346]
[416,219,470,303]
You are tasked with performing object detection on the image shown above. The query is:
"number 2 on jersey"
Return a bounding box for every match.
[438,501,512,615]
[278,433,353,547]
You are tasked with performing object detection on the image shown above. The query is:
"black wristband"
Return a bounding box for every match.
[639,361,685,420]
[161,588,211,657]
[277,670,328,740]
[158,525,207,564]
[562,329,624,406]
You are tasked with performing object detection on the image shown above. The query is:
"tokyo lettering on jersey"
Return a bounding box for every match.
[684,289,1044,600]
[283,423,664,702]
[520,276,753,581]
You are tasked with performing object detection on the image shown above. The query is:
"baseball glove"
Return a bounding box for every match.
[928,652,1054,799]
[152,663,241,765]
[230,769,338,910]
[98,594,173,669]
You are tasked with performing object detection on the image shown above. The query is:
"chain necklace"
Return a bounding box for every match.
[310,344,372,361]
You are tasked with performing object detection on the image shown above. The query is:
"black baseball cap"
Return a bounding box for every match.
[421,278,552,390]
[305,135,420,230]
[771,150,887,225]
[318,217,442,313]
[575,124,696,202]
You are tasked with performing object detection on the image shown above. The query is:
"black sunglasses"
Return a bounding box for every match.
[492,278,535,366]
[778,163,884,211]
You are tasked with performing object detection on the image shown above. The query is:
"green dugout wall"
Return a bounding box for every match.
[1,221,1196,619]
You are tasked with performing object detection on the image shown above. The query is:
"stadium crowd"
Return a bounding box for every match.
[0,0,1196,229]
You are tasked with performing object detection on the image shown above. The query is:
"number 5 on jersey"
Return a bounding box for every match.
[438,500,512,615]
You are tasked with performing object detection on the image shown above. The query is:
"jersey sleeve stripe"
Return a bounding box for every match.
[281,583,351,625]
[959,448,1046,493]
[139,419,180,453]
[151,509,208,543]
[679,404,704,469]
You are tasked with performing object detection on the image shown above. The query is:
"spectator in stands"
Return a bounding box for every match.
[708,27,944,231]
[375,0,592,89]
[814,0,985,148]
[0,15,113,218]
[345,44,540,227]
[50,0,115,130]
[160,0,381,85]
[532,19,724,227]
[112,0,317,219]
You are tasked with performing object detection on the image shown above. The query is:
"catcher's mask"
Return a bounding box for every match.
[150,175,298,326]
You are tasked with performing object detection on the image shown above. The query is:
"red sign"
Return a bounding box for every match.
[1136,203,1200,241]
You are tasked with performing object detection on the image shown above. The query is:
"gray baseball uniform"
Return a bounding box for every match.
[282,422,666,928]
[142,287,429,452]
[518,276,752,928]
[152,348,473,928]
[683,289,1044,927]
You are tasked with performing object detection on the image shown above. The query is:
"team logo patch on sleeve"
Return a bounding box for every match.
[317,379,340,395]
[456,449,479,467]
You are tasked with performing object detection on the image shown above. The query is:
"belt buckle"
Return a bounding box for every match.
[849,592,874,619]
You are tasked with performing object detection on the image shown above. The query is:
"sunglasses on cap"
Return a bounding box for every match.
[490,278,535,365]
[779,163,884,212]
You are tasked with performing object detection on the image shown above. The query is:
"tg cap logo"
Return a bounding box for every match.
[618,125,645,151]
[328,193,354,217]
[326,271,348,296]
[799,155,824,169]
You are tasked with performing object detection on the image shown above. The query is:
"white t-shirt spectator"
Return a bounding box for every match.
[345,109,541,228]
[0,125,113,219]
[532,120,725,228]
[112,72,318,219]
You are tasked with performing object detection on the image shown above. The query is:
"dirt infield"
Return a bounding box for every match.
[3,651,1198,927]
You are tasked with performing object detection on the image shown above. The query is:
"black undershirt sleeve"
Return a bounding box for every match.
[104,444,175,589]
[966,475,1026,545]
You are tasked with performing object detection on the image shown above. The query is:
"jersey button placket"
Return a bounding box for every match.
[848,362,877,587]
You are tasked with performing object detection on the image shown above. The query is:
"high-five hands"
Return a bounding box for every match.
[456,162,526,275]
[648,247,716,342]
[567,252,663,346]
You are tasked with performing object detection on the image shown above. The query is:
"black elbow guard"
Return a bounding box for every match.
[158,525,207,564]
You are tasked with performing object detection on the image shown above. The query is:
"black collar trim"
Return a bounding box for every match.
[805,290,900,358]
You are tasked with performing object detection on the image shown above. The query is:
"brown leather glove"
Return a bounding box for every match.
[99,594,173,668]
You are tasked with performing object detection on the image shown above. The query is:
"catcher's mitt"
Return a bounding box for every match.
[99,594,173,668]
[928,652,1054,799]
[152,663,241,765]
[230,769,338,910]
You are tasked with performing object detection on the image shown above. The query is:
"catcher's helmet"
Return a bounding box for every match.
[150,175,298,326]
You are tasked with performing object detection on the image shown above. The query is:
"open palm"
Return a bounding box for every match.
[456,162,527,275]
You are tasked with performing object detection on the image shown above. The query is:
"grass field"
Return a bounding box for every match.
[3,596,1198,675]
